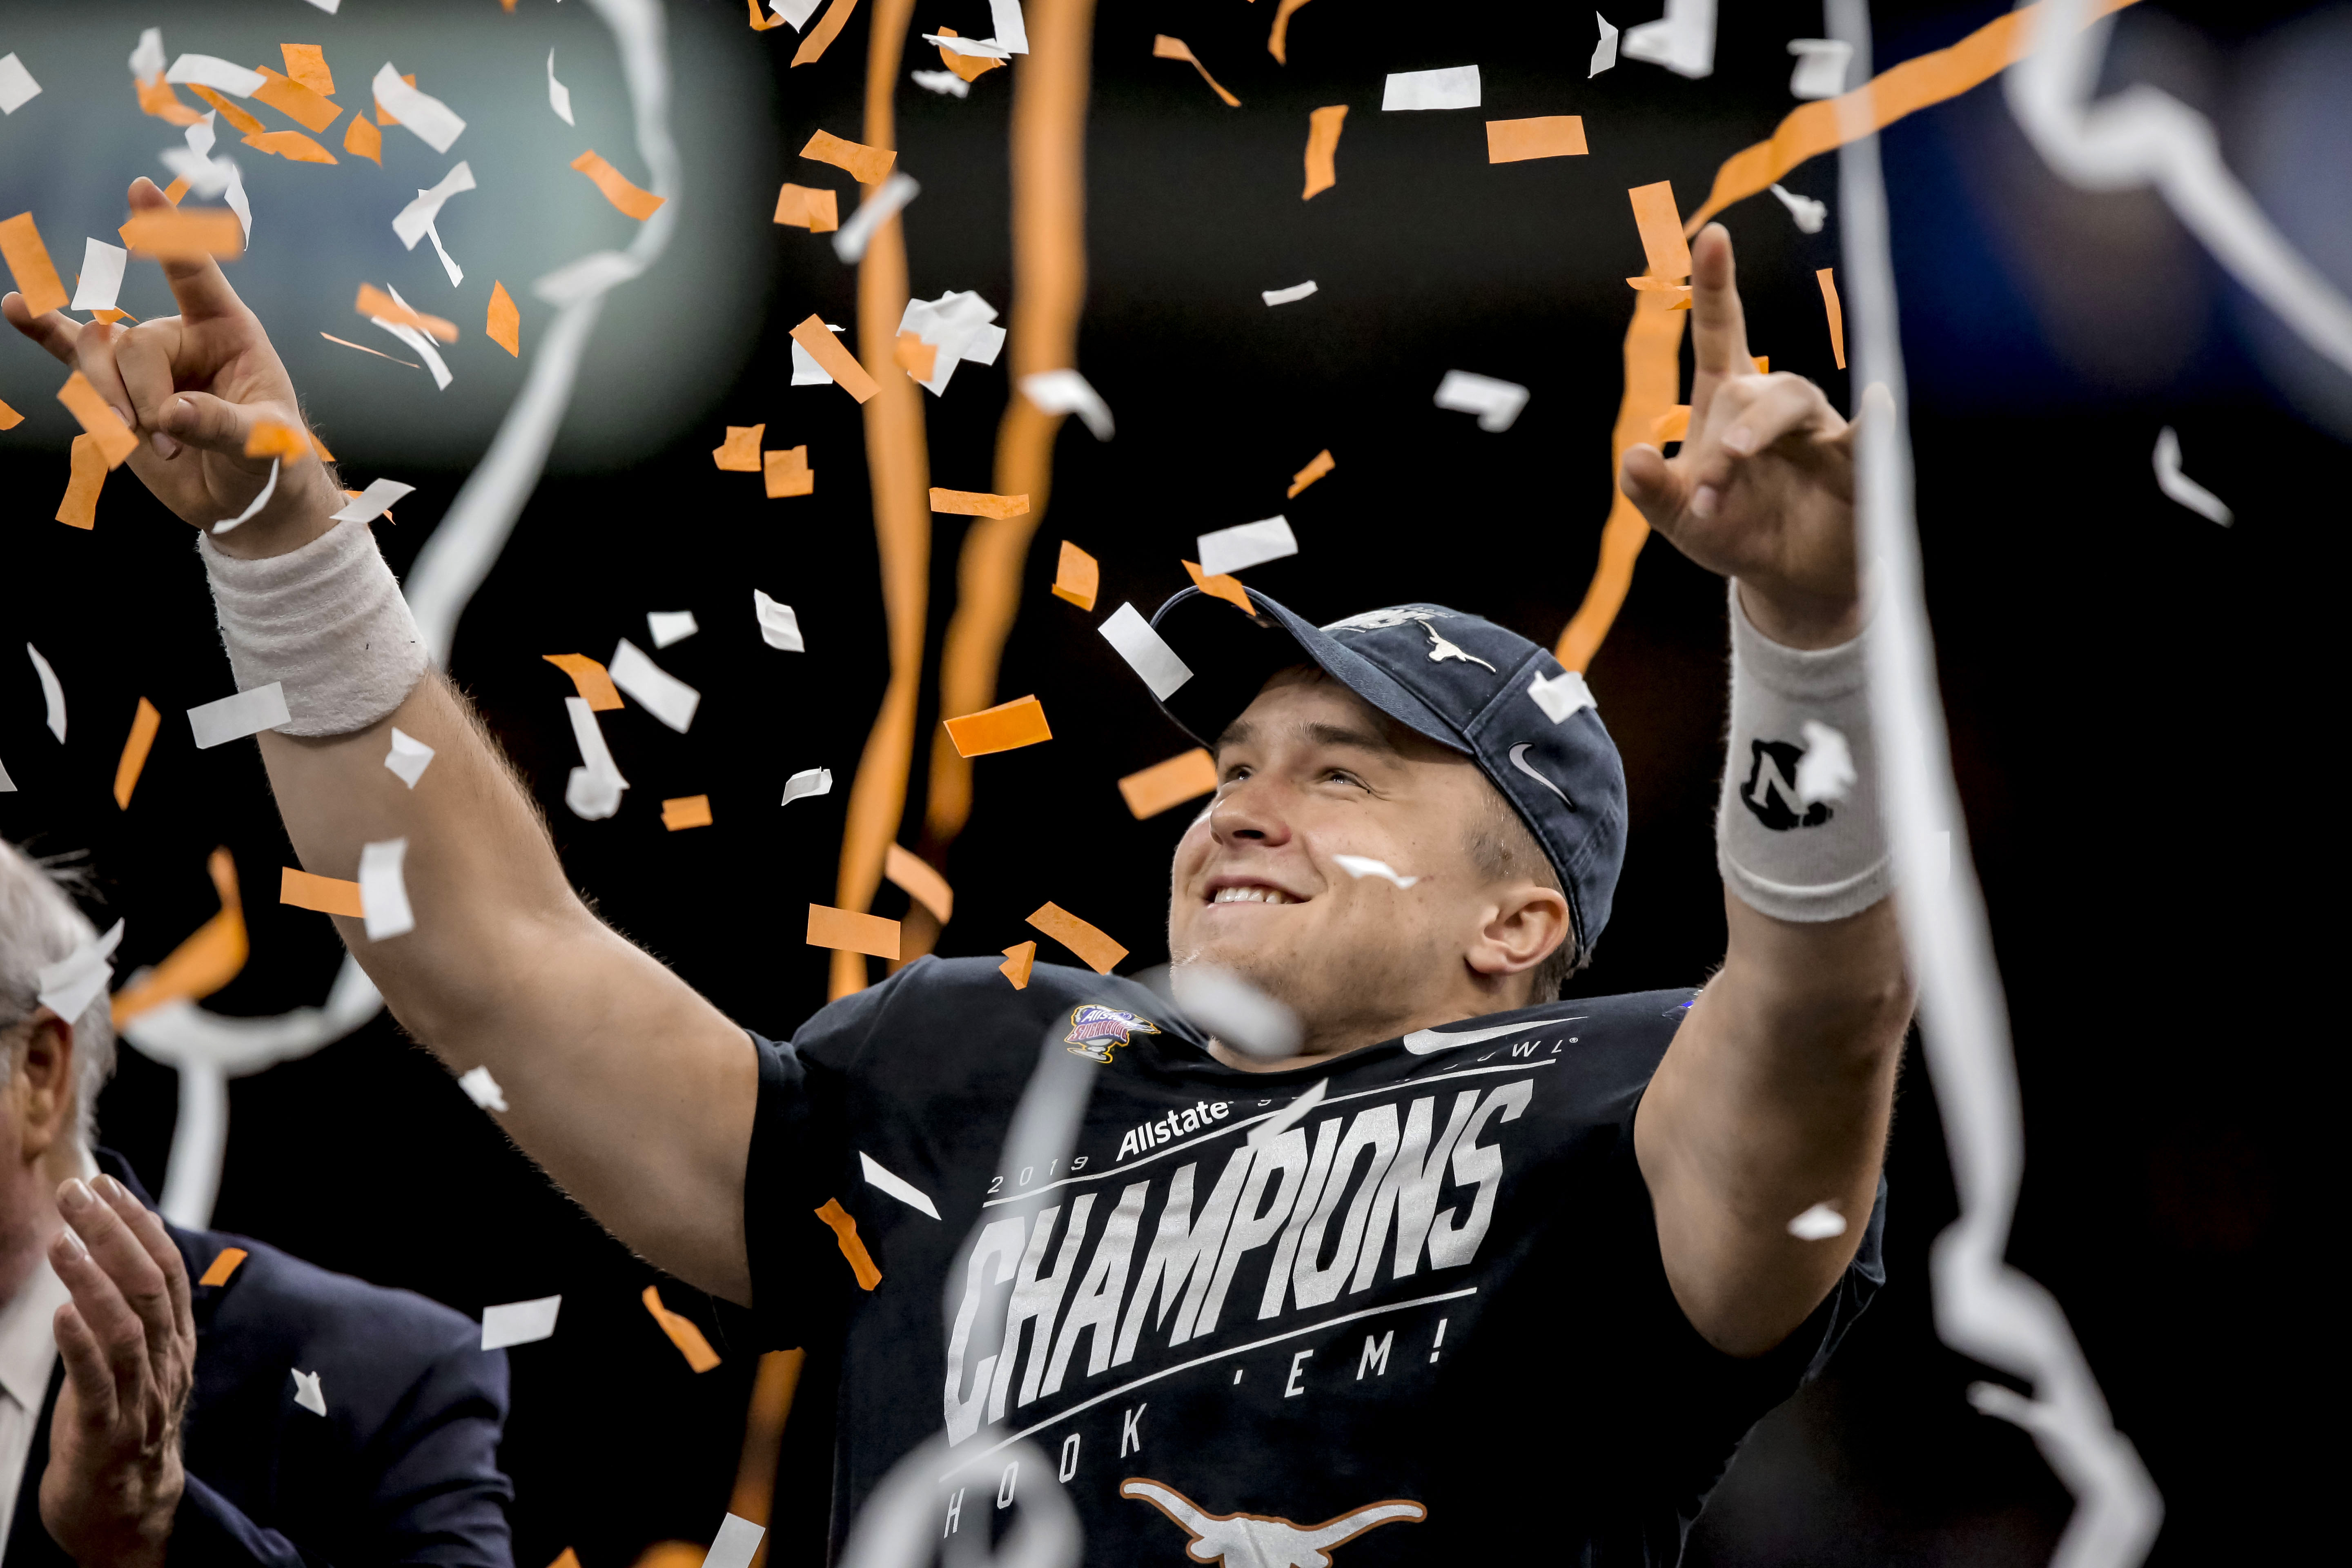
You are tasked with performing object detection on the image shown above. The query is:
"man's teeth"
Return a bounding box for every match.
[1212,886,1295,905]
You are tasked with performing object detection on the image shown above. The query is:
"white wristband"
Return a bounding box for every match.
[198,521,428,738]
[1716,579,1892,922]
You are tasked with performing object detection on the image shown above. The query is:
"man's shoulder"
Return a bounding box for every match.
[780,954,1185,1065]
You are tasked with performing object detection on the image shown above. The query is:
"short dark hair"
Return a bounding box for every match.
[1463,777,1586,1002]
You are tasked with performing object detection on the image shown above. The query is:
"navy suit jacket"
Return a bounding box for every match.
[4,1154,513,1567]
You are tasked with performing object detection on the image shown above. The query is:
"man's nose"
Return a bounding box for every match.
[1208,773,1294,847]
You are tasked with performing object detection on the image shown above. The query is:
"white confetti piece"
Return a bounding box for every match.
[832,173,920,265]
[1098,604,1194,699]
[1787,1201,1847,1240]
[858,1151,941,1219]
[331,479,416,524]
[1332,854,1419,889]
[0,53,42,115]
[702,1515,766,1568]
[2152,428,2231,526]
[457,1064,508,1112]
[480,1294,563,1350]
[989,0,1031,53]
[648,610,699,648]
[1590,13,1619,77]
[167,56,264,97]
[897,290,1003,395]
[780,766,833,807]
[1786,38,1853,100]
[1768,182,1828,234]
[27,644,65,742]
[373,64,466,154]
[1622,0,1716,79]
[371,302,453,392]
[69,239,126,313]
[128,30,165,83]
[393,163,475,250]
[1170,964,1301,1061]
[357,838,414,941]
[1019,369,1114,440]
[1527,668,1595,724]
[36,920,124,1022]
[211,458,278,536]
[188,683,290,750]
[564,697,628,821]
[1381,65,1480,111]
[290,1368,327,1416]
[384,728,435,788]
[770,0,824,26]
[608,639,699,733]
[1434,370,1529,432]
[923,33,1011,59]
[546,50,574,126]
[1795,719,1855,806]
[1247,1076,1328,1147]
[1196,516,1297,578]
[1261,281,1318,307]
[911,69,970,98]
[753,591,804,651]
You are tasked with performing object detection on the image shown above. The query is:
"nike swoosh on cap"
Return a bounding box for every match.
[1401,1017,1582,1056]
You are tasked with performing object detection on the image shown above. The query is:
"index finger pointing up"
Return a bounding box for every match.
[1689,223,1755,378]
[124,178,249,325]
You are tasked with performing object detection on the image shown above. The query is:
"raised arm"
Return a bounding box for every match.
[6,180,756,1303]
[1617,224,1915,1357]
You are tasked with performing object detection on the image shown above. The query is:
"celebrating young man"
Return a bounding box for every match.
[8,176,1911,1561]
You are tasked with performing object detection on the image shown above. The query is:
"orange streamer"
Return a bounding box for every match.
[112,848,248,1027]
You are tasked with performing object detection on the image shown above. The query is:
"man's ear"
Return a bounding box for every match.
[14,1013,78,1163]
[1468,885,1573,979]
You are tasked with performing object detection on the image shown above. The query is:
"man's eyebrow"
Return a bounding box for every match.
[1304,721,1401,756]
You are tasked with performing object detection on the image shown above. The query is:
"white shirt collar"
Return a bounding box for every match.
[0,1252,70,1415]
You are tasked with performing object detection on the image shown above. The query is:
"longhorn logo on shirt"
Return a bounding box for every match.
[1065,1005,1162,1063]
[1123,1479,1426,1566]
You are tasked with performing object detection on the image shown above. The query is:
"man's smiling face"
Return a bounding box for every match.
[1165,666,1570,1063]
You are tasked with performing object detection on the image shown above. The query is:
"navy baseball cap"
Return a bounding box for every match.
[1147,588,1629,960]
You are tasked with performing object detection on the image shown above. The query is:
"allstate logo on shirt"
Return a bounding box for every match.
[1065,1004,1161,1063]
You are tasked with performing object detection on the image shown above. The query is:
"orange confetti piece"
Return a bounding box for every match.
[197,1247,248,1287]
[1817,268,1846,370]
[713,424,764,472]
[91,309,138,325]
[1050,540,1098,611]
[56,373,138,469]
[1183,560,1254,617]
[118,208,244,261]
[1652,406,1690,444]
[1287,448,1334,498]
[883,843,953,924]
[792,0,862,68]
[251,67,343,134]
[188,84,265,137]
[1301,106,1345,199]
[928,488,1029,519]
[114,699,160,810]
[747,0,788,29]
[280,45,334,97]
[1270,0,1317,64]
[0,397,20,430]
[1488,116,1588,163]
[895,331,937,383]
[1753,356,1769,373]
[999,940,1036,989]
[543,654,624,711]
[342,113,383,165]
[789,315,880,403]
[160,177,191,206]
[1628,181,1692,281]
[111,848,248,1027]
[764,445,814,499]
[56,435,106,530]
[1027,902,1127,975]
[281,867,365,918]
[1,213,69,318]
[356,283,457,342]
[813,1198,882,1290]
[1118,748,1220,820]
[320,332,417,368]
[942,695,1051,758]
[1626,277,1693,309]
[642,1285,722,1371]
[548,1552,583,1568]
[772,183,840,232]
[309,430,335,462]
[935,28,1004,84]
[661,795,714,831]
[135,74,205,127]
[806,904,901,960]
[244,130,337,165]
[800,129,895,186]
[486,281,520,356]
[571,151,666,221]
[245,421,307,460]
[1154,36,1240,107]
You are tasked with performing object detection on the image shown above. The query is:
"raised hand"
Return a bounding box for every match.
[1618,223,1871,649]
[3,178,340,559]
[39,1174,196,1568]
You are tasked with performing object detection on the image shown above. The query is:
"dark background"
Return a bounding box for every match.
[2,0,2334,1562]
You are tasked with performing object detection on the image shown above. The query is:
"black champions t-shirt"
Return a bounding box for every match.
[745,957,1885,1565]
